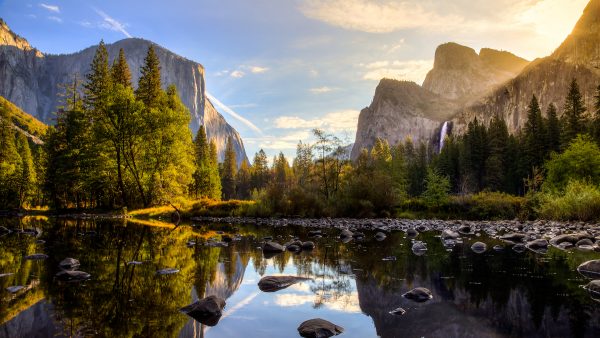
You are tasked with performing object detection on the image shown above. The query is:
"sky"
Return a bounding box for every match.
[0,0,590,160]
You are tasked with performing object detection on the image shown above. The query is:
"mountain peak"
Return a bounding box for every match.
[0,18,42,57]
[552,0,600,68]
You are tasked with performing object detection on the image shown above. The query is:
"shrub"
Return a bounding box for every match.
[544,135,600,191]
[537,180,600,221]
[448,192,524,220]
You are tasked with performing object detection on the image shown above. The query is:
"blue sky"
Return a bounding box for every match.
[0,0,589,160]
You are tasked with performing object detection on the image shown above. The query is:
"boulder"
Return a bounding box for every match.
[411,242,428,256]
[297,318,344,338]
[55,270,91,282]
[441,229,459,240]
[375,232,387,241]
[402,287,433,303]
[576,238,594,247]
[24,253,48,260]
[389,307,406,316]
[339,229,353,239]
[578,260,600,278]
[526,239,548,249]
[180,295,226,326]
[550,233,593,246]
[59,258,80,270]
[512,243,526,253]
[585,280,600,296]
[500,233,526,242]
[258,276,311,292]
[458,225,473,235]
[301,241,315,250]
[471,242,487,254]
[406,228,418,238]
[263,241,285,253]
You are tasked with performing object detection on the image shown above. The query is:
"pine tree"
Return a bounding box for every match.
[524,95,546,173]
[208,141,222,199]
[136,45,162,109]
[0,106,20,208]
[593,84,600,145]
[545,104,561,155]
[84,40,111,112]
[15,134,35,208]
[221,136,237,200]
[485,115,509,191]
[463,118,488,192]
[236,160,251,199]
[111,48,132,88]
[251,149,269,190]
[562,78,586,147]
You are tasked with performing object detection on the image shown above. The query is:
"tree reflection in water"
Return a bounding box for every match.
[0,217,599,338]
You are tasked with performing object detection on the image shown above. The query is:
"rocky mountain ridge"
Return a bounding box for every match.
[0,20,248,164]
[352,0,600,158]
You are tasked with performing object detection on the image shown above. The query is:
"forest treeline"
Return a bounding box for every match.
[1,42,600,220]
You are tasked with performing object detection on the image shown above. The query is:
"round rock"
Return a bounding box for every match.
[297,318,344,338]
[402,287,433,303]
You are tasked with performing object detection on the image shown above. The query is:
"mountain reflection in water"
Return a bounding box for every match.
[0,217,599,338]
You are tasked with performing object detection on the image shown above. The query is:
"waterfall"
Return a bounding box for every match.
[439,121,449,152]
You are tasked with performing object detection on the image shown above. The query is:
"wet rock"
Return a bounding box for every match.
[156,268,180,276]
[339,229,353,239]
[127,261,143,265]
[382,256,397,261]
[512,243,526,253]
[578,260,600,278]
[24,254,48,260]
[375,232,387,241]
[55,270,91,282]
[301,241,315,250]
[258,276,312,292]
[458,225,473,235]
[180,295,226,326]
[402,287,433,303]
[297,318,344,338]
[471,242,487,254]
[308,230,322,238]
[585,280,600,297]
[59,258,80,270]
[576,238,594,247]
[493,245,504,251]
[526,239,548,249]
[352,231,365,239]
[222,235,233,243]
[550,233,593,246]
[406,228,418,238]
[441,229,459,240]
[412,242,428,256]
[263,241,285,253]
[500,233,526,243]
[6,285,24,294]
[389,307,406,316]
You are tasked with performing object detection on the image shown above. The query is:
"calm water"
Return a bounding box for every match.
[0,217,599,338]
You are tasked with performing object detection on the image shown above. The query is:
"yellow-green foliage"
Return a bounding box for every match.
[537,180,600,221]
[0,96,47,137]
[190,198,255,217]
[449,192,525,220]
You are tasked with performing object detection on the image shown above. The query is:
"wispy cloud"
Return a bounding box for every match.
[94,8,132,38]
[230,70,245,78]
[309,86,336,94]
[47,16,62,23]
[249,66,269,74]
[361,59,433,84]
[206,92,263,135]
[39,3,59,13]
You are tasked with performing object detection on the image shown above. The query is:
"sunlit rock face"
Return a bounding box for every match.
[0,20,248,165]
[353,2,600,154]
[423,43,529,103]
[351,79,457,160]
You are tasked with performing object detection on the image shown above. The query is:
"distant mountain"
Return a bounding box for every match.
[352,0,600,158]
[0,19,248,165]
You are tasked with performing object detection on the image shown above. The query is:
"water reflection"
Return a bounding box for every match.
[0,217,599,337]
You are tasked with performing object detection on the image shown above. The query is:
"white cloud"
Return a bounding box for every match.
[300,0,460,33]
[230,70,246,78]
[78,20,93,28]
[94,8,132,38]
[274,292,361,313]
[362,59,433,84]
[309,86,336,94]
[274,110,360,133]
[249,66,269,74]
[206,92,262,135]
[47,16,62,23]
[39,3,59,13]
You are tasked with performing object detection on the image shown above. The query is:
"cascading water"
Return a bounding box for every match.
[439,121,449,153]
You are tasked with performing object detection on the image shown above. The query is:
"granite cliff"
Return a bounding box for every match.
[0,19,247,164]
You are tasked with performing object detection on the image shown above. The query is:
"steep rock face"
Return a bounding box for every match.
[0,20,248,164]
[423,43,529,102]
[351,79,457,159]
[552,0,600,69]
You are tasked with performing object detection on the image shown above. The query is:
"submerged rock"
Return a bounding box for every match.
[59,258,80,270]
[585,280,600,298]
[500,233,526,243]
[471,242,487,254]
[0,226,11,236]
[458,225,473,235]
[301,241,315,250]
[156,268,180,276]
[180,295,226,326]
[512,243,526,253]
[402,287,433,303]
[375,232,387,241]
[411,242,428,256]
[339,229,353,239]
[297,318,344,338]
[263,241,285,253]
[578,260,600,278]
[258,276,312,292]
[55,270,91,282]
[389,307,406,316]
[441,229,459,240]
[493,245,505,251]
[24,254,48,260]
[406,228,418,238]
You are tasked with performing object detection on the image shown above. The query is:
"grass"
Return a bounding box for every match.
[129,198,256,219]
[537,180,600,221]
